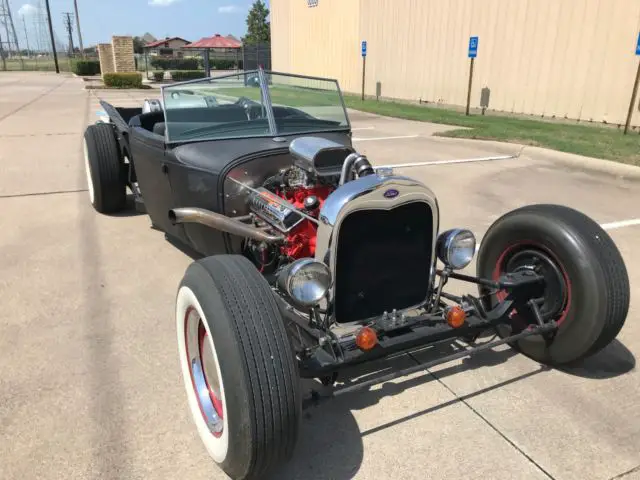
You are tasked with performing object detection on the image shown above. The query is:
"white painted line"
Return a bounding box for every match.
[353,135,419,142]
[379,154,519,170]
[351,126,375,131]
[600,219,640,230]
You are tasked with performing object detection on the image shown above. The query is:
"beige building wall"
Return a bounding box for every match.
[271,0,640,126]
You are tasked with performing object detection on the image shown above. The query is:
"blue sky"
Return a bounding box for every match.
[9,0,270,49]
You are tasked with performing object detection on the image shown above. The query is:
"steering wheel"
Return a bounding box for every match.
[235,97,262,120]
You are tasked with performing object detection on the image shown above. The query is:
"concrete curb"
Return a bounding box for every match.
[522,145,640,181]
[442,137,640,181]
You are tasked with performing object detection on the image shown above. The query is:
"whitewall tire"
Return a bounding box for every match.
[83,123,126,213]
[176,285,230,463]
[175,255,301,480]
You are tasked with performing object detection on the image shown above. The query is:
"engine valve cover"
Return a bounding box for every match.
[249,187,304,233]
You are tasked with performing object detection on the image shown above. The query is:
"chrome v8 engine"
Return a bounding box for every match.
[249,187,304,233]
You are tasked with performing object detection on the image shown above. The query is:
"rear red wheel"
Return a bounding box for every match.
[477,204,629,365]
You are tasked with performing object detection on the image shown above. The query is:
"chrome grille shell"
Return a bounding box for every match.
[315,173,440,323]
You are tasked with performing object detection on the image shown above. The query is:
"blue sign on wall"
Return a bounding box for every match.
[636,32,640,56]
[468,36,479,58]
[362,40,367,57]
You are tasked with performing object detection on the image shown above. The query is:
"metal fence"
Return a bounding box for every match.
[2,41,272,76]
[135,43,272,76]
[242,43,272,71]
[0,52,97,72]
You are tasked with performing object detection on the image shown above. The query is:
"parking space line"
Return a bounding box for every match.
[600,219,640,230]
[351,126,375,131]
[353,135,419,142]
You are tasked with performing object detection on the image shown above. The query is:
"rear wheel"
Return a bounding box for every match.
[176,255,301,480]
[83,123,126,213]
[477,204,629,365]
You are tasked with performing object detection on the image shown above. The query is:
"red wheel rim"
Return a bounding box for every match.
[492,241,572,328]
[184,306,224,437]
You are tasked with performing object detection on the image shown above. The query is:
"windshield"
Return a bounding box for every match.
[161,70,350,142]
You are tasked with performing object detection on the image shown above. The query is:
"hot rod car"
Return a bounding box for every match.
[83,69,630,480]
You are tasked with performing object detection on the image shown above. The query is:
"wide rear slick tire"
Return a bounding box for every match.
[83,123,126,213]
[477,204,629,365]
[176,255,301,480]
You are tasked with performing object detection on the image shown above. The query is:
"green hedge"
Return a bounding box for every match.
[73,60,101,76]
[170,70,206,81]
[199,58,238,70]
[150,57,199,70]
[152,71,165,81]
[103,72,143,89]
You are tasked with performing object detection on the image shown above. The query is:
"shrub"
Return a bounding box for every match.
[198,58,237,70]
[170,70,206,81]
[211,59,236,70]
[152,71,165,82]
[103,72,143,89]
[73,60,101,76]
[149,57,168,70]
[150,57,199,70]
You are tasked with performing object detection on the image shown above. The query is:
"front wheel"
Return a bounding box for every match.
[477,204,630,365]
[176,255,301,480]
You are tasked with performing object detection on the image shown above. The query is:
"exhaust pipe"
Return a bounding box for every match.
[169,207,285,243]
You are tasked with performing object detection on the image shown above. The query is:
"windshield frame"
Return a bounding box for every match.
[160,68,351,145]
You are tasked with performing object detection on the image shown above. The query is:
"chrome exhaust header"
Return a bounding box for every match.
[168,207,285,243]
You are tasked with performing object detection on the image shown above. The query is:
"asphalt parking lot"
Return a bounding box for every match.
[1,72,640,480]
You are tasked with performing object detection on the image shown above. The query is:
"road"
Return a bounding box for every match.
[1,72,639,480]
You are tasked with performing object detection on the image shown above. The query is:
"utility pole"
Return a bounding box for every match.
[44,0,59,73]
[0,31,6,70]
[0,0,23,67]
[22,16,30,57]
[0,0,20,56]
[73,0,84,57]
[62,12,74,55]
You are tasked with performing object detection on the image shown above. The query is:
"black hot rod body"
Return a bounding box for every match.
[83,69,630,480]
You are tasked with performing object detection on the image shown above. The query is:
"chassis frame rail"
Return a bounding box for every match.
[305,320,557,407]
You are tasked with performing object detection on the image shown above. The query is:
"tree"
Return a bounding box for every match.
[243,0,270,45]
[133,36,145,54]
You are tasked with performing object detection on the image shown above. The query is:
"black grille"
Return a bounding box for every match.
[334,202,434,323]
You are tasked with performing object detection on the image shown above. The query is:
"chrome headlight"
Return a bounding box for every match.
[436,229,476,270]
[277,258,332,307]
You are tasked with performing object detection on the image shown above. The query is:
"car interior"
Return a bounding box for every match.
[113,98,342,142]
[121,101,267,140]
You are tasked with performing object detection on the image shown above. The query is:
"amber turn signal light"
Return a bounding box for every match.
[447,306,467,328]
[355,327,378,351]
